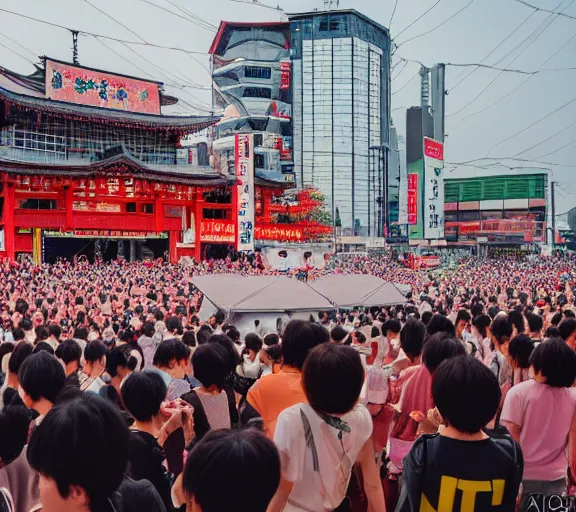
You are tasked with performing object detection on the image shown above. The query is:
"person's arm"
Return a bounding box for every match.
[394,441,424,512]
[357,435,386,512]
[501,421,521,443]
[267,478,294,512]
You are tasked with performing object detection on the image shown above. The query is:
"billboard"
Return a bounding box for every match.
[423,137,445,240]
[408,160,424,239]
[45,59,161,114]
[407,173,418,225]
[235,134,255,252]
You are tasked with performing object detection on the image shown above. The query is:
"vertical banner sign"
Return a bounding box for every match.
[423,137,445,240]
[407,173,418,225]
[235,134,255,252]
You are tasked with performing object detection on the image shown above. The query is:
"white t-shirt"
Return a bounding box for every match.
[274,403,373,512]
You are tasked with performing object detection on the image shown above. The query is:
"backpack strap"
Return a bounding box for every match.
[180,390,210,440]
[300,408,319,472]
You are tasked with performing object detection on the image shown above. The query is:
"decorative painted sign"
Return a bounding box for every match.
[423,137,445,240]
[235,134,255,252]
[200,221,235,243]
[45,59,161,115]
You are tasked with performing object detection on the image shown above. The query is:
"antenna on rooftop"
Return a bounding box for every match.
[324,0,339,10]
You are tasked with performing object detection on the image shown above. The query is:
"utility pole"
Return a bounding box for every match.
[551,180,556,249]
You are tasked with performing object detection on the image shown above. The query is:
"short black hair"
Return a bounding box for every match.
[244,333,263,353]
[0,405,31,464]
[192,343,230,389]
[27,394,129,504]
[472,314,491,338]
[422,333,466,373]
[166,316,182,334]
[507,310,525,334]
[224,326,241,344]
[490,315,513,344]
[558,318,576,342]
[32,341,54,356]
[106,345,138,378]
[141,321,155,338]
[73,327,88,341]
[303,344,363,415]
[153,339,191,368]
[330,325,348,343]
[531,337,576,387]
[196,325,213,345]
[208,334,241,372]
[508,334,534,369]
[551,312,563,326]
[426,314,456,337]
[381,319,402,336]
[282,320,326,370]
[182,330,197,348]
[12,328,25,342]
[55,340,82,366]
[48,323,62,339]
[84,340,107,364]
[263,332,279,346]
[8,341,33,375]
[122,370,166,421]
[455,309,471,325]
[182,429,280,512]
[421,311,433,325]
[310,323,330,345]
[526,313,543,334]
[400,318,426,361]
[545,326,560,338]
[433,356,500,434]
[19,351,65,404]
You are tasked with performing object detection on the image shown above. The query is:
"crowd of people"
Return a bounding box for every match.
[0,250,575,511]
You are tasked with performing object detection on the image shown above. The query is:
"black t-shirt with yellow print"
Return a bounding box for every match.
[396,433,523,512]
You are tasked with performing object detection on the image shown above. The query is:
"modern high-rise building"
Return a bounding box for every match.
[289,10,391,236]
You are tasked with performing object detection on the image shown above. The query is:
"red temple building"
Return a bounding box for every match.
[0,58,330,264]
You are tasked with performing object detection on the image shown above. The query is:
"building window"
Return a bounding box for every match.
[141,204,154,214]
[243,87,272,99]
[13,128,66,154]
[126,202,137,213]
[319,15,347,32]
[19,199,57,210]
[254,153,265,169]
[245,66,272,79]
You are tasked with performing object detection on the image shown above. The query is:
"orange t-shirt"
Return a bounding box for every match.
[247,366,307,439]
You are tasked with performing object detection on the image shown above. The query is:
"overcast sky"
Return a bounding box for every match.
[1,0,575,215]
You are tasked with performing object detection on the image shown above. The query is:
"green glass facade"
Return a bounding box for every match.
[444,174,547,203]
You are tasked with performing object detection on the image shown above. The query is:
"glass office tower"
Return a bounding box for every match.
[290,10,391,236]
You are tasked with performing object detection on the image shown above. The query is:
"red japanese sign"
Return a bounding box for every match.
[424,138,444,161]
[199,221,235,243]
[407,173,418,225]
[255,224,304,242]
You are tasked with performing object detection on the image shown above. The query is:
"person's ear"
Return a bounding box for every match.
[69,485,90,508]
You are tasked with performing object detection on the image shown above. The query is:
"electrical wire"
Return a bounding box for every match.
[228,0,283,11]
[532,136,576,160]
[0,40,35,65]
[81,0,148,43]
[396,0,475,47]
[389,0,400,32]
[163,0,219,29]
[487,95,576,156]
[446,1,573,118]
[0,7,208,55]
[393,0,443,40]
[448,10,537,91]
[513,0,576,20]
[135,0,217,32]
[391,60,408,80]
[392,71,419,95]
[446,156,576,167]
[513,120,576,157]
[0,31,38,59]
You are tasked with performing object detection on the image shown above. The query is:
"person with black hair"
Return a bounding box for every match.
[502,338,576,505]
[55,339,87,389]
[245,319,326,439]
[263,332,280,347]
[260,343,283,377]
[421,310,433,326]
[490,314,513,389]
[239,333,263,379]
[426,314,456,338]
[526,312,543,343]
[558,317,576,349]
[81,340,107,394]
[100,344,139,421]
[380,318,402,362]
[164,317,182,341]
[0,343,14,388]
[181,343,232,440]
[173,429,280,512]
[152,339,192,401]
[27,393,167,512]
[0,341,33,410]
[396,356,522,512]
[138,321,157,370]
[507,309,525,336]
[122,371,193,511]
[271,344,385,512]
[471,314,492,366]
[71,327,88,352]
[507,334,534,385]
[46,323,61,351]
[18,351,65,424]
[330,325,349,344]
[196,324,213,346]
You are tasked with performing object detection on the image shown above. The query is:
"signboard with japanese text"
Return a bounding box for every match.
[407,173,418,225]
[200,221,235,243]
[423,137,445,240]
[43,230,167,239]
[235,134,255,252]
[45,59,161,114]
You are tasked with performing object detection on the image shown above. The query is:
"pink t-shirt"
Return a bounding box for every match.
[501,379,576,480]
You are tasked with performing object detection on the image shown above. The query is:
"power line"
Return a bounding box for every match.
[447,156,576,167]
[389,0,400,31]
[446,2,573,118]
[135,0,217,32]
[163,0,218,29]
[513,120,576,157]
[81,0,148,43]
[228,0,283,11]
[0,40,35,65]
[393,0,443,40]
[448,10,537,91]
[396,0,475,47]
[0,7,208,55]
[392,71,419,95]
[391,60,408,80]
[487,95,576,155]
[532,136,576,159]
[0,31,38,59]
[397,56,548,74]
[512,0,576,20]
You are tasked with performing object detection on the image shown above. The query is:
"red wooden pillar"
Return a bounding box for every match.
[64,185,74,231]
[154,194,163,234]
[169,232,178,264]
[232,182,239,251]
[3,180,15,261]
[194,189,204,262]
